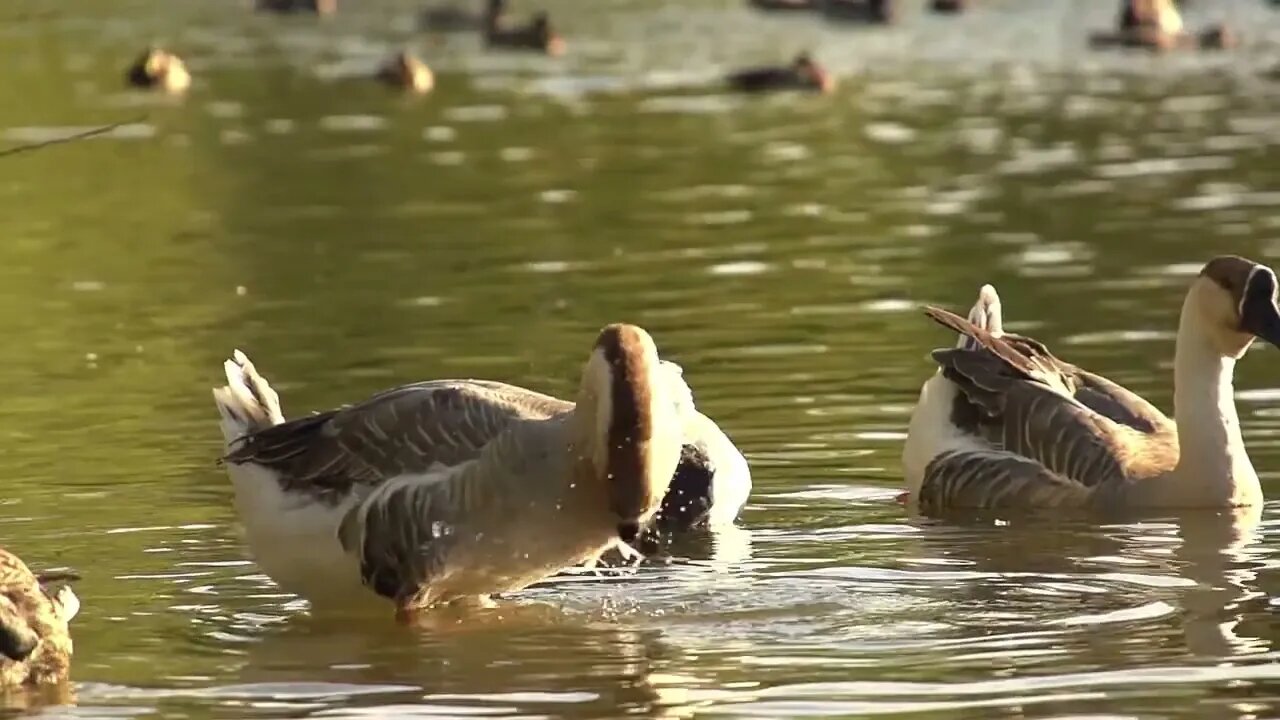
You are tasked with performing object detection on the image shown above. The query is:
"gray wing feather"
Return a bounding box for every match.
[224,380,571,503]
[919,450,1093,511]
[336,419,553,604]
[925,306,1166,497]
[1001,333,1173,434]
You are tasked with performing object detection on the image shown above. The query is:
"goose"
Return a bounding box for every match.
[214,324,747,613]
[0,549,78,688]
[420,0,505,32]
[125,48,190,94]
[255,0,337,15]
[726,53,835,94]
[747,0,818,12]
[376,51,434,94]
[902,255,1279,513]
[485,10,565,56]
[931,0,965,13]
[821,0,894,24]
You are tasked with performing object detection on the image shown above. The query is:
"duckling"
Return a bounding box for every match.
[0,549,78,689]
[376,51,434,94]
[256,0,337,14]
[485,10,565,55]
[726,52,835,94]
[421,0,504,32]
[125,48,191,94]
[821,0,894,23]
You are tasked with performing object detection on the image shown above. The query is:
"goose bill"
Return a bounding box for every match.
[1241,269,1280,347]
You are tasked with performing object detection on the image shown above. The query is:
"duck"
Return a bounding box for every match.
[821,0,894,24]
[255,0,337,14]
[213,324,747,614]
[420,0,505,32]
[125,47,191,94]
[747,0,818,12]
[930,0,965,12]
[1091,0,1234,51]
[485,10,565,55]
[0,549,78,689]
[376,51,434,94]
[902,255,1279,513]
[726,52,835,94]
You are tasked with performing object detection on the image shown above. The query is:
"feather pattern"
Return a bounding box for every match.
[908,257,1280,512]
[214,324,747,611]
[907,288,1179,512]
[0,549,77,688]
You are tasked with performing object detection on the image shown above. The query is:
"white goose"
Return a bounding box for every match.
[903,255,1277,512]
[213,323,748,613]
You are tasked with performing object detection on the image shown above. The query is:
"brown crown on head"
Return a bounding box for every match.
[1200,255,1260,307]
[592,324,658,521]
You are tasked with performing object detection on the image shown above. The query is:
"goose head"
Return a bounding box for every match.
[126,47,190,93]
[576,324,683,544]
[792,53,835,93]
[1190,255,1280,358]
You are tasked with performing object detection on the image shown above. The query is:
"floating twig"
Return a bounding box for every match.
[0,116,147,159]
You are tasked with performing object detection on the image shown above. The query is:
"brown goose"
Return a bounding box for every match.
[485,10,564,55]
[747,0,818,11]
[213,324,747,614]
[726,53,835,94]
[0,550,78,688]
[902,256,1278,512]
[256,0,337,14]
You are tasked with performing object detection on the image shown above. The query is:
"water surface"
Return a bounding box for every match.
[3,0,1280,717]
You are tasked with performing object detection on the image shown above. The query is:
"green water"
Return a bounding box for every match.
[2,0,1280,717]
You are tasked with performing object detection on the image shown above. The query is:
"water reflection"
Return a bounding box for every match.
[906,506,1274,669]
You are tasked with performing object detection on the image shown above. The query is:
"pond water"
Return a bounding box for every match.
[3,0,1280,717]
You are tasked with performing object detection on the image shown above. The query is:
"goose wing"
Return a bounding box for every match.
[1000,332,1174,434]
[335,418,560,607]
[920,306,1173,510]
[223,380,571,502]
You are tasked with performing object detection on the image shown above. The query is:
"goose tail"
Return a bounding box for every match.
[212,350,285,444]
[958,284,1003,349]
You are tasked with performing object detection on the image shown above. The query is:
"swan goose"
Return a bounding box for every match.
[903,255,1278,512]
[214,324,748,612]
[0,549,78,688]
